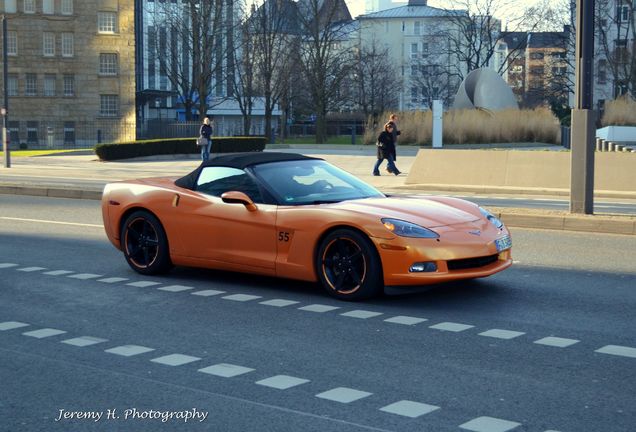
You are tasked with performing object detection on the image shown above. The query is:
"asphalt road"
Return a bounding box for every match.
[1,195,635,432]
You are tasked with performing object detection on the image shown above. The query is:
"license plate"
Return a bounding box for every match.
[495,235,512,252]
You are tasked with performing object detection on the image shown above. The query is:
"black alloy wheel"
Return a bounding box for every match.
[121,210,171,275]
[316,229,382,301]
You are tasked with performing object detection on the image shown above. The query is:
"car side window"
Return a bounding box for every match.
[196,167,264,203]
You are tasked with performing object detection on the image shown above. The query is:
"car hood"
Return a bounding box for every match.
[332,196,480,228]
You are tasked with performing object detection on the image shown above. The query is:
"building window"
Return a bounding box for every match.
[43,32,55,57]
[530,67,544,75]
[422,42,429,55]
[414,21,421,35]
[99,53,118,75]
[616,5,629,22]
[8,121,20,145]
[27,121,39,144]
[61,0,73,15]
[8,74,18,96]
[63,74,75,96]
[61,33,74,57]
[4,0,17,13]
[598,59,607,84]
[411,87,418,104]
[530,52,544,60]
[64,121,76,145]
[100,95,119,117]
[25,73,37,96]
[410,43,418,59]
[44,74,56,96]
[23,0,35,13]
[7,31,17,56]
[98,12,117,33]
[43,0,54,14]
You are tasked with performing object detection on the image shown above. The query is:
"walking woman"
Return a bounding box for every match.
[199,117,213,161]
[373,122,401,176]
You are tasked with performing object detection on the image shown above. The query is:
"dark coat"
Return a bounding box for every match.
[376,130,395,160]
[199,123,212,139]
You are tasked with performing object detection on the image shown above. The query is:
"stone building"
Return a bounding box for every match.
[0,0,135,148]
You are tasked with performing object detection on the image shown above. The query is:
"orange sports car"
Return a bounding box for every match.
[102,152,512,300]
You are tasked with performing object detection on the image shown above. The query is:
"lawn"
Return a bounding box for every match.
[0,149,93,157]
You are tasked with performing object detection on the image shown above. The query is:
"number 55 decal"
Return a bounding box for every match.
[278,231,290,242]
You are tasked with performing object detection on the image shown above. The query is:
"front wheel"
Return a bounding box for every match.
[121,210,171,275]
[315,229,383,301]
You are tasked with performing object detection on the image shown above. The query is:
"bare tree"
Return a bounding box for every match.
[441,0,553,79]
[297,0,355,143]
[242,0,300,140]
[230,13,257,134]
[147,0,234,121]
[595,0,636,98]
[353,38,399,123]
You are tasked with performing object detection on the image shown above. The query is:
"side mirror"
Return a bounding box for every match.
[221,191,257,211]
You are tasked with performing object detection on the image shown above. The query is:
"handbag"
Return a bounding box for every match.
[196,135,208,146]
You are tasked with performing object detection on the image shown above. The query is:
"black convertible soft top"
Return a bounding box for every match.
[175,152,321,190]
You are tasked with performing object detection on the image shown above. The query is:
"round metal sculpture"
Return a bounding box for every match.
[453,68,518,112]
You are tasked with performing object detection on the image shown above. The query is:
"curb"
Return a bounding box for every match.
[2,184,634,236]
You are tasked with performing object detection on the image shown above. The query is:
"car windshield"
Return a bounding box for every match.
[252,159,385,205]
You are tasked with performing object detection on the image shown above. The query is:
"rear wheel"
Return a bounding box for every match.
[121,210,171,275]
[315,229,382,301]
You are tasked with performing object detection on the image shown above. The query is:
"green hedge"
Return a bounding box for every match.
[94,136,267,161]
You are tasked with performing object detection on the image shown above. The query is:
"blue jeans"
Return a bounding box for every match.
[200,139,211,161]
[373,154,397,174]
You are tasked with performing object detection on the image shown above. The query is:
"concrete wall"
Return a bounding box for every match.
[405,149,636,192]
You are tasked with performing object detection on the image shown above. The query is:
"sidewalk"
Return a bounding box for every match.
[1,146,635,235]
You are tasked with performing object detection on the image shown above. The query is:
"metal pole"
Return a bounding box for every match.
[2,15,10,168]
[569,0,595,214]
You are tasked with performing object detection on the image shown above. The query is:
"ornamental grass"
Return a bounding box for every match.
[601,96,636,126]
[363,107,561,145]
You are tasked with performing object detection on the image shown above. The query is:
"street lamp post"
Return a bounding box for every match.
[569,0,595,214]
[2,15,10,168]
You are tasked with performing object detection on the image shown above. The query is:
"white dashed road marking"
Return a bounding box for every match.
[198,363,255,378]
[340,310,383,319]
[379,400,440,418]
[62,336,108,347]
[191,290,226,297]
[43,270,75,276]
[315,387,373,403]
[157,285,194,292]
[595,345,636,359]
[259,299,300,307]
[126,281,161,288]
[384,316,427,326]
[478,329,525,340]
[68,273,103,280]
[151,354,201,366]
[98,277,130,283]
[299,304,340,313]
[534,337,580,348]
[105,345,155,357]
[222,294,262,302]
[459,416,522,432]
[17,267,46,272]
[0,263,19,268]
[255,375,310,390]
[0,321,30,331]
[23,328,67,339]
[430,322,475,332]
[0,216,102,228]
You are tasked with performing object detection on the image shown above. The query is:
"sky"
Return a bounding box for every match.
[344,0,545,21]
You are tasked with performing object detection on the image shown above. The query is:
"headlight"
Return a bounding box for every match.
[381,218,439,238]
[479,207,504,229]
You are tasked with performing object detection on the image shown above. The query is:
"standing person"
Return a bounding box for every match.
[372,122,401,176]
[199,116,213,161]
[386,113,400,173]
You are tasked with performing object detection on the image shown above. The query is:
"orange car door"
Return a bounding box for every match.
[175,167,278,271]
